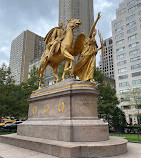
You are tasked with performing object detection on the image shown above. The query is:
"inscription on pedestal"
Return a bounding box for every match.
[31,102,65,116]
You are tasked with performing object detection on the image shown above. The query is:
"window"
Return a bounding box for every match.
[117,60,127,66]
[132,79,141,85]
[120,89,130,94]
[134,96,141,100]
[121,97,130,102]
[133,87,141,92]
[116,47,125,53]
[129,49,140,55]
[129,42,139,48]
[126,20,136,27]
[117,53,126,59]
[118,67,128,73]
[128,3,141,12]
[119,74,128,80]
[114,20,122,27]
[121,105,131,109]
[132,71,141,77]
[131,63,141,69]
[127,0,135,7]
[115,33,124,39]
[119,82,129,87]
[119,8,126,15]
[127,27,137,34]
[128,34,137,40]
[109,39,113,45]
[115,27,123,32]
[130,56,140,62]
[104,41,106,46]
[126,14,135,21]
[116,39,124,45]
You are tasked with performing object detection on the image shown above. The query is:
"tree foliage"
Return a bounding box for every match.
[94,68,125,126]
[20,65,40,97]
[0,64,40,119]
[111,107,127,127]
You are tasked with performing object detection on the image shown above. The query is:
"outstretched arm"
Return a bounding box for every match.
[89,12,101,38]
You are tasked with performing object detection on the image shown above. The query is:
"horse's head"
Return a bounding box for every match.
[66,18,82,30]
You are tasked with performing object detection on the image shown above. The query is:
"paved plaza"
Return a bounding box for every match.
[0,142,141,158]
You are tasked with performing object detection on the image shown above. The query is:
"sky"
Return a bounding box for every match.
[0,0,124,67]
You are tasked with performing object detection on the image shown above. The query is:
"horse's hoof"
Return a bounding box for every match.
[90,79,96,84]
[70,70,74,76]
[56,79,60,83]
[38,86,41,89]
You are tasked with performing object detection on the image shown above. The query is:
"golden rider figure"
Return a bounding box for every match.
[44,22,65,60]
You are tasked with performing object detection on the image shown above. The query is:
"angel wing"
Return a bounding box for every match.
[98,30,105,60]
[73,32,86,56]
[44,27,58,45]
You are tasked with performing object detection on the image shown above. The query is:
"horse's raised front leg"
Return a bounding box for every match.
[63,50,74,72]
[52,65,59,83]
[62,60,70,81]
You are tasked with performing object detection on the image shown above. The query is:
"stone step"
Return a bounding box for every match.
[0,134,127,158]
[0,142,58,158]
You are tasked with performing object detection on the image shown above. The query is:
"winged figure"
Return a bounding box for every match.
[71,12,105,83]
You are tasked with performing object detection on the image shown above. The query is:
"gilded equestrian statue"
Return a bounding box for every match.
[38,19,84,89]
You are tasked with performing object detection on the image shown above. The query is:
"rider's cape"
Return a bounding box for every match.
[44,27,59,45]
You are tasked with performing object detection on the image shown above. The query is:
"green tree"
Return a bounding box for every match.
[0,65,41,119]
[21,65,41,97]
[94,67,104,84]
[111,107,127,127]
[94,68,119,122]
[0,63,16,117]
[0,63,15,85]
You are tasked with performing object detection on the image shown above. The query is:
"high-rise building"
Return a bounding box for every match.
[99,37,115,79]
[59,0,94,38]
[112,0,141,124]
[9,30,45,84]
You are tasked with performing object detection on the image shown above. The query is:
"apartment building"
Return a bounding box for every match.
[99,37,115,79]
[9,30,45,84]
[112,0,141,124]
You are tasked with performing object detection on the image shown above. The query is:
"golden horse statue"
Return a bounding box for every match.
[38,19,85,89]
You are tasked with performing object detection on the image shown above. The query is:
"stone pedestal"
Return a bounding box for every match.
[0,79,127,157]
[18,79,109,142]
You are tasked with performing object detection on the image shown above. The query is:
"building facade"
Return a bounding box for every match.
[9,30,45,84]
[59,0,94,38]
[112,0,141,124]
[99,37,115,79]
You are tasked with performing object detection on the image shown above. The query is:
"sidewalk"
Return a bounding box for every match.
[0,142,141,158]
[111,142,141,158]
